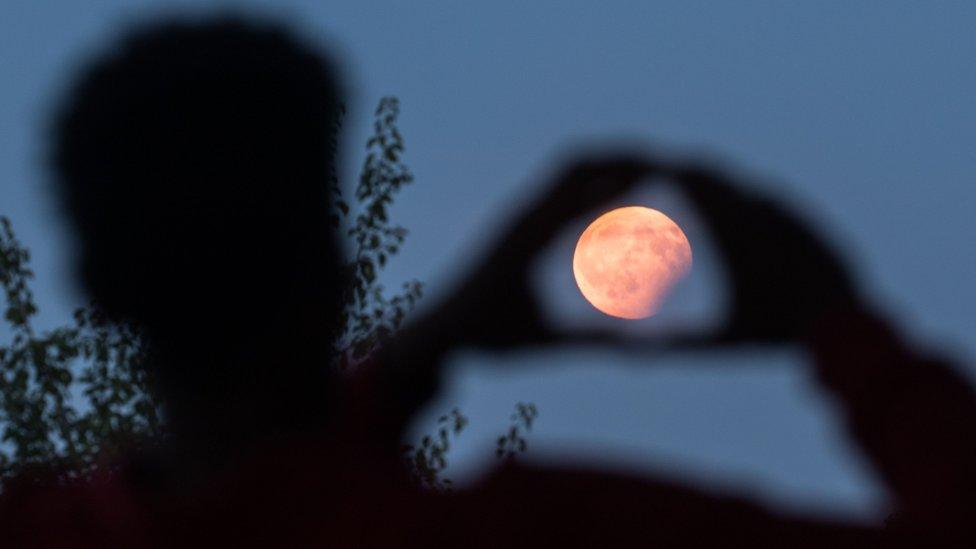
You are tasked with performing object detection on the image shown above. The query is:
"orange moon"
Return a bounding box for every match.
[573,206,692,319]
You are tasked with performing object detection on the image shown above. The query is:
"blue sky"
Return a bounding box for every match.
[3,1,975,521]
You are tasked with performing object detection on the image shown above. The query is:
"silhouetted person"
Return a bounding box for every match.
[3,13,975,548]
[52,18,345,480]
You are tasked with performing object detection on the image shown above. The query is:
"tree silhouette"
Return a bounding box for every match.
[0,97,531,487]
[335,97,424,364]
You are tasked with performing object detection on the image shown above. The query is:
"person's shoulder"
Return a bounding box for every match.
[0,465,152,547]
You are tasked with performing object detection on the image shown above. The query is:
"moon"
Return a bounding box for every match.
[573,206,692,319]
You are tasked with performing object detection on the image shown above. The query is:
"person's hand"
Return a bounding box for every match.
[425,153,661,351]
[404,154,862,355]
[668,164,861,345]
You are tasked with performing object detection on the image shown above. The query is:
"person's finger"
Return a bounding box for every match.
[511,155,664,240]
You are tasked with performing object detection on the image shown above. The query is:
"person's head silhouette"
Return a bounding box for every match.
[51,17,346,470]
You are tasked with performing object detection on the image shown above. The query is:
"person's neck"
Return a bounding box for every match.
[149,342,335,483]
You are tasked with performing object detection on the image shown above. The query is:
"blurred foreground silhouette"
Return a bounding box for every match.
[2,14,975,547]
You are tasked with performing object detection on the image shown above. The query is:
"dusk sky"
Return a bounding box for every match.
[3,1,975,521]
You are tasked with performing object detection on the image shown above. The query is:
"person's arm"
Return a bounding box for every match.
[806,305,976,536]
[672,164,976,538]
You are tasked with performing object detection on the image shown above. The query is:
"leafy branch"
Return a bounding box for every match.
[336,97,423,364]
[496,403,538,460]
[0,219,160,482]
[402,408,468,491]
